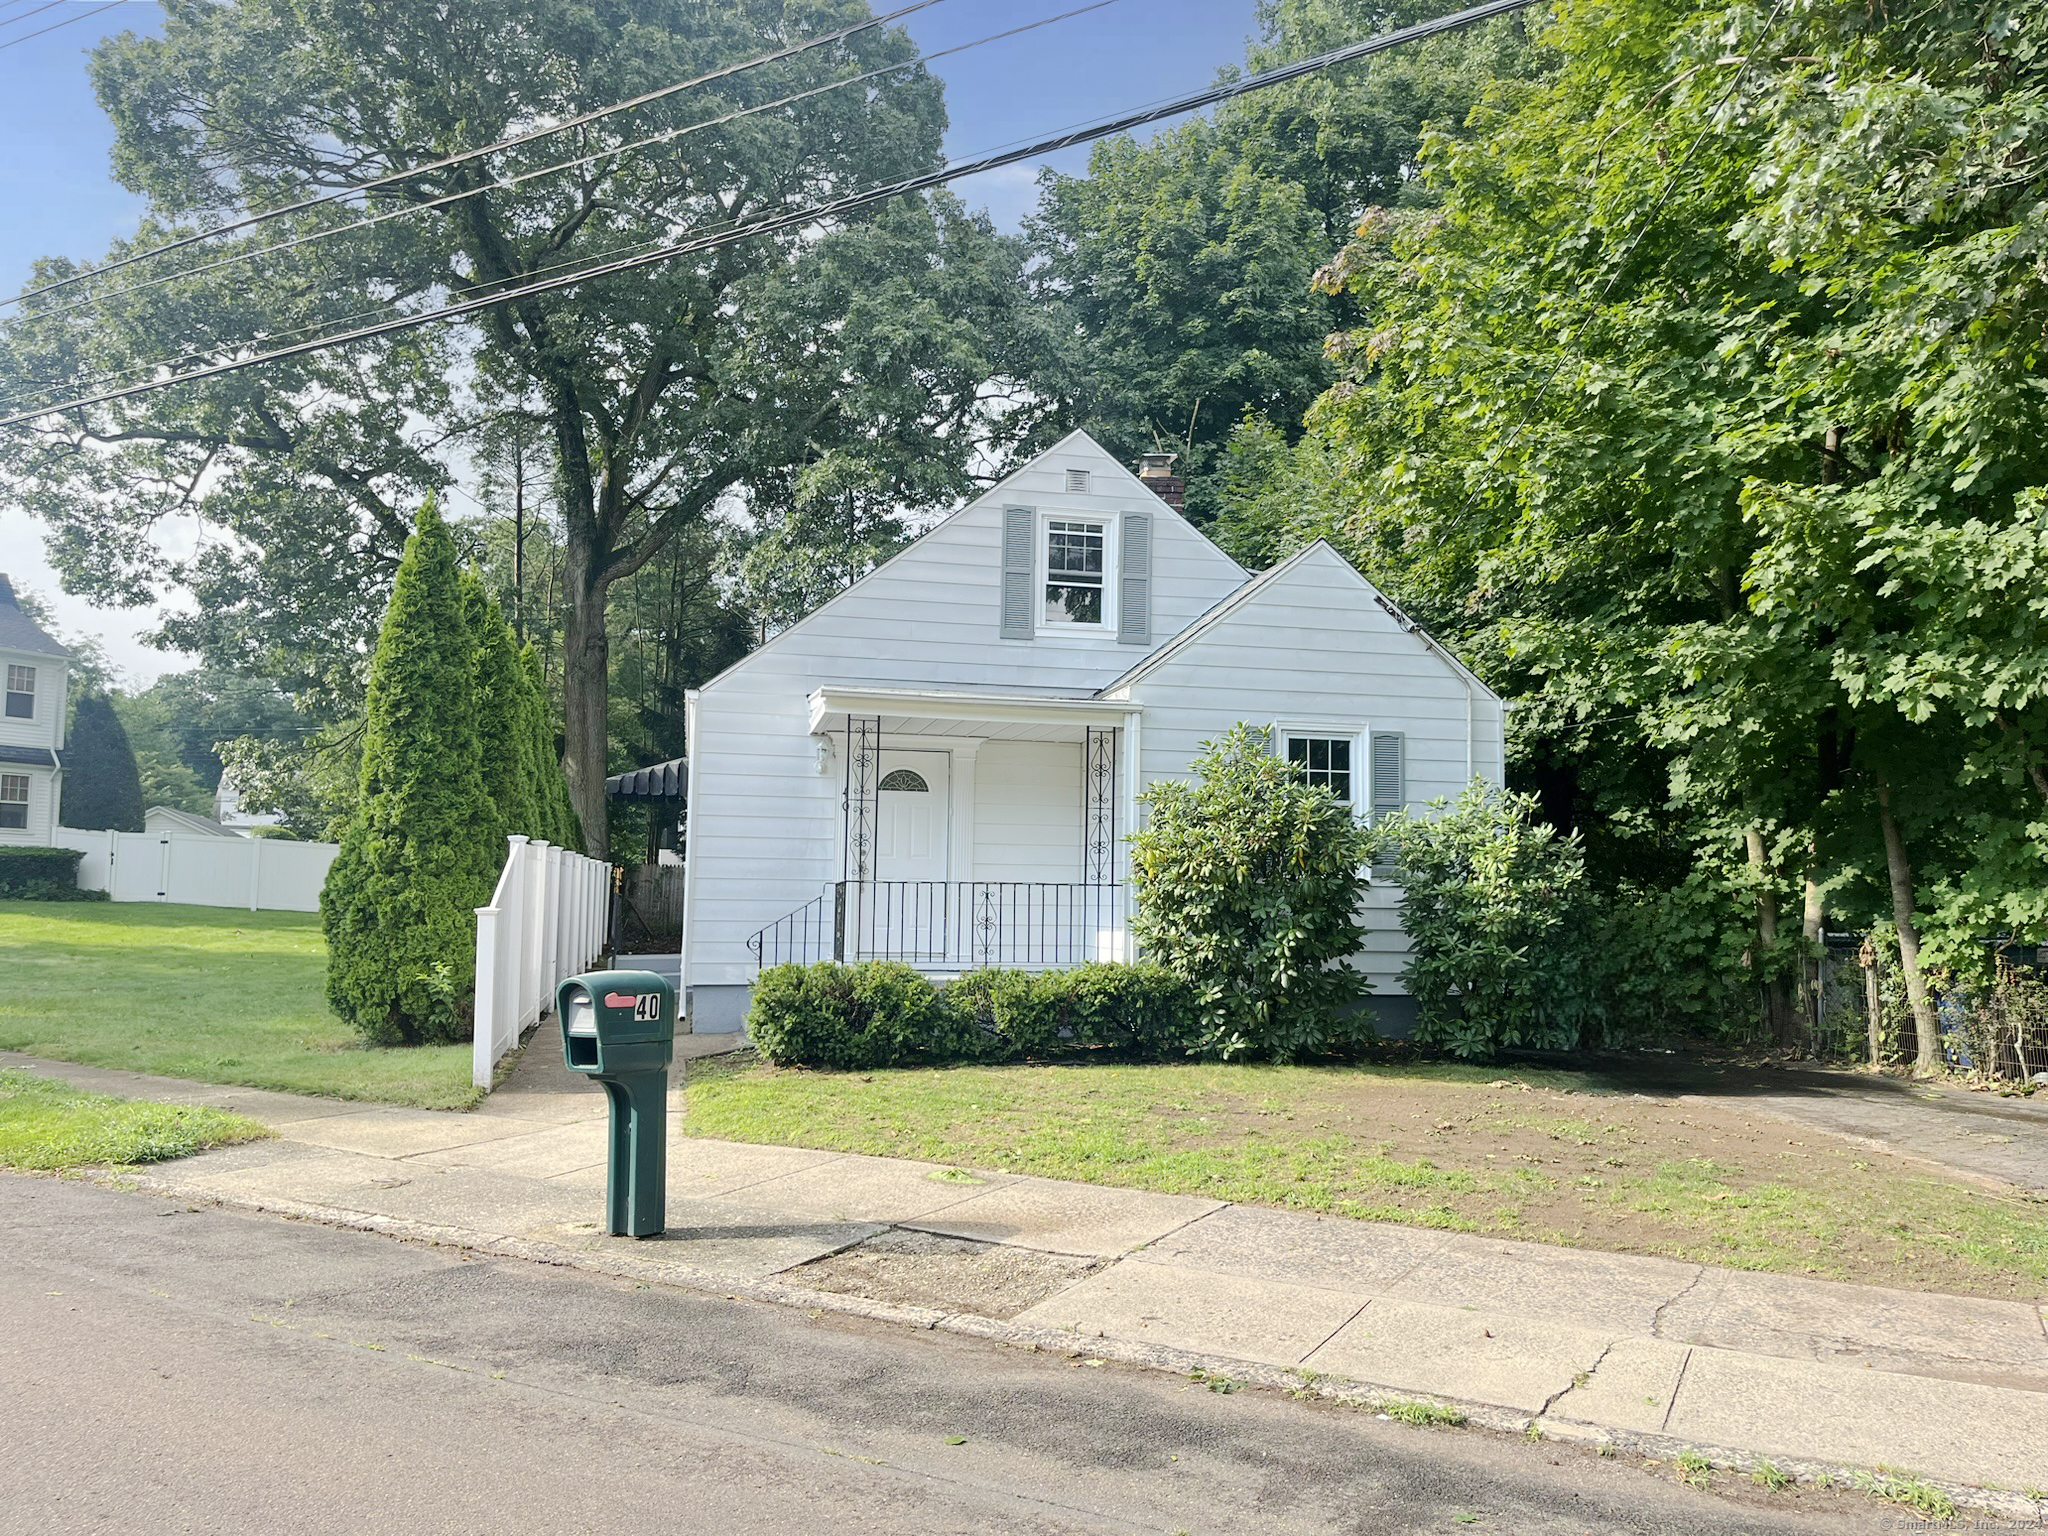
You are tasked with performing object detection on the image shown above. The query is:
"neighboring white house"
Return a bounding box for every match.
[680,430,1506,1036]
[0,574,69,847]
[145,805,243,839]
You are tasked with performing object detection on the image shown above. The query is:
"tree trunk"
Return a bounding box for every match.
[1860,938,1884,1069]
[1797,871,1824,1053]
[562,555,612,861]
[1746,828,1794,1042]
[1875,781,1940,1074]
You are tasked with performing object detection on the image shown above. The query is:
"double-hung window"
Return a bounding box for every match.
[4,665,33,720]
[1044,519,1107,627]
[0,774,27,830]
[1285,735,1354,803]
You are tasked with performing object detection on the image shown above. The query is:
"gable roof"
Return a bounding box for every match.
[694,429,1249,694]
[0,574,70,659]
[1096,539,1500,701]
[145,805,242,838]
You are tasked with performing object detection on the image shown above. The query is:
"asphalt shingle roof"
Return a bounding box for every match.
[0,574,71,659]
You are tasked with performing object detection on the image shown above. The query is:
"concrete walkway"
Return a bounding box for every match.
[8,1040,2046,1510]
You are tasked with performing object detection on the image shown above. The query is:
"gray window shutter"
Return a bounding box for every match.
[1370,731,1405,821]
[1117,511,1152,645]
[1001,506,1035,640]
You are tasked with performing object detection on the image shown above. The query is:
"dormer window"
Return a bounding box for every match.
[1044,520,1106,627]
[4,665,32,720]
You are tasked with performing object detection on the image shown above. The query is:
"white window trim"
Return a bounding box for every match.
[4,663,35,723]
[1034,510,1119,638]
[1274,721,1366,812]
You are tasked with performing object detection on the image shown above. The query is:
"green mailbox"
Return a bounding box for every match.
[558,969,676,1239]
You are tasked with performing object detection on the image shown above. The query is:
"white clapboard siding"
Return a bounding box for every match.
[1114,544,1506,804]
[973,741,1083,881]
[1109,543,1508,990]
[683,432,1244,987]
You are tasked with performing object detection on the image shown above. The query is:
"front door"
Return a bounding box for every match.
[866,750,950,959]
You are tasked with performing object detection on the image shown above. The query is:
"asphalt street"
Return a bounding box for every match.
[3,1176,1886,1536]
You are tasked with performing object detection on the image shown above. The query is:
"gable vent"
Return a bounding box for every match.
[1065,468,1090,493]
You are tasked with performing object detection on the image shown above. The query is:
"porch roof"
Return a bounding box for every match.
[808,684,1131,742]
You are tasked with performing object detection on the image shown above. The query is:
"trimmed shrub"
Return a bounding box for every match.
[1378,785,1603,1059]
[0,846,103,901]
[750,961,1200,1068]
[949,963,1195,1059]
[748,962,968,1069]
[321,501,499,1047]
[63,695,145,832]
[1131,724,1374,1061]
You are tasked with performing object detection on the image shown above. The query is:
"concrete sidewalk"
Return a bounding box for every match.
[8,1041,2045,1511]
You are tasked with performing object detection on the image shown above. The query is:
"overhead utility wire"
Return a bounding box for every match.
[0,0,127,52]
[21,0,1127,325]
[0,0,1130,407]
[0,0,74,32]
[3,0,955,306]
[0,0,1535,428]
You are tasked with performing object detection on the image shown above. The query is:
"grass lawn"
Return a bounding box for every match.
[0,1068,271,1170]
[0,901,479,1110]
[685,1056,2048,1301]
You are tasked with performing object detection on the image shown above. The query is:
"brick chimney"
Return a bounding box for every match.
[1136,451,1184,511]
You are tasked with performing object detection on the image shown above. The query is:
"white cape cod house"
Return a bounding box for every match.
[0,575,69,846]
[680,431,1505,1036]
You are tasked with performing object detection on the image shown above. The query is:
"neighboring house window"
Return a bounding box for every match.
[1286,736,1353,802]
[0,774,26,830]
[1044,519,1106,626]
[4,665,33,719]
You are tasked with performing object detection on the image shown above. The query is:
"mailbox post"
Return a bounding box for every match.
[557,969,676,1238]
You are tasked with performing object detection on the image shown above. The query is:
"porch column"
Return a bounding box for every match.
[1083,725,1119,886]
[842,714,881,883]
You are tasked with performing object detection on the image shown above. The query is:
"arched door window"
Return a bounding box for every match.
[878,768,929,792]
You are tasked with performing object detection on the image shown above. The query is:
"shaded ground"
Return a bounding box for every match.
[686,1056,2048,1300]
[2,1174,1892,1536]
[1588,1056,2048,1196]
[0,900,476,1109]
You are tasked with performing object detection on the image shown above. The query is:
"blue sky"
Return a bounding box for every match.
[0,0,1263,681]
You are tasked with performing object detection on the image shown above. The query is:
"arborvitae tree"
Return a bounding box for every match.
[462,570,522,862]
[321,501,497,1046]
[63,695,148,832]
[522,645,582,853]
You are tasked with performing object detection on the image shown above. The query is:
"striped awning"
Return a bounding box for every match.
[604,757,687,802]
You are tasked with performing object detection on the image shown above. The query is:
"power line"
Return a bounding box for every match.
[0,0,1535,428]
[17,0,1128,327]
[0,1,74,32]
[3,0,956,308]
[0,0,127,52]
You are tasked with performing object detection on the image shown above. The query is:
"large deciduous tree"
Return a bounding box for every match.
[2,0,1041,855]
[1027,0,1540,530]
[1252,0,2048,1049]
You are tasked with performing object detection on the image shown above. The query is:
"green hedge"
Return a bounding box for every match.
[0,847,104,902]
[747,961,1199,1070]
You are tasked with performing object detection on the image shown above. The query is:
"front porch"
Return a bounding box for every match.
[749,685,1140,973]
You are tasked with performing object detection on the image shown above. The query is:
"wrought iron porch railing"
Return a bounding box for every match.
[748,881,1128,971]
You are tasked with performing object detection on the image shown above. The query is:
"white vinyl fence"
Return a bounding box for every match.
[55,827,339,912]
[473,835,614,1089]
